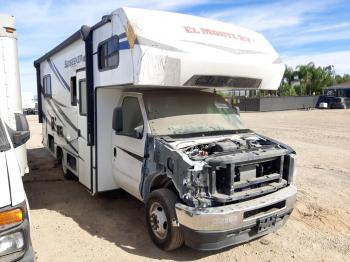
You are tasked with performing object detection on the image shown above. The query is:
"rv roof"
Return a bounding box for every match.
[35,7,285,90]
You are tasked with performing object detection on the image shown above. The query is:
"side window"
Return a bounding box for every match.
[70,76,77,106]
[79,79,87,115]
[43,75,52,97]
[98,36,119,71]
[119,97,144,139]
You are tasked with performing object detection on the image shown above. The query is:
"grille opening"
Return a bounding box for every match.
[215,164,234,195]
[244,200,286,219]
[257,158,281,177]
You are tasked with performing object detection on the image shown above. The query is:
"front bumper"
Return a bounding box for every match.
[175,185,297,250]
[0,202,34,262]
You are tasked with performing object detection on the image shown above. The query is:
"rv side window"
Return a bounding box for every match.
[119,97,144,139]
[79,79,87,115]
[43,75,52,97]
[98,36,119,71]
[70,76,77,106]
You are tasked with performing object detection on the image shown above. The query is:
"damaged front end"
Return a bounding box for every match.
[144,132,296,208]
[142,131,297,250]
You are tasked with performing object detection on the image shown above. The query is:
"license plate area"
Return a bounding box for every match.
[257,215,277,233]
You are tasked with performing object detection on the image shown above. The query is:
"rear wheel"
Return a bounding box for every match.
[145,189,184,251]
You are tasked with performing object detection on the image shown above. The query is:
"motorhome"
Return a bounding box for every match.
[0,13,34,261]
[34,7,297,251]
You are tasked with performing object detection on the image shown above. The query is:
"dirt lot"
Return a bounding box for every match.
[23,110,350,262]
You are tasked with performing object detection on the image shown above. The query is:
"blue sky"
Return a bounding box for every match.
[2,0,350,93]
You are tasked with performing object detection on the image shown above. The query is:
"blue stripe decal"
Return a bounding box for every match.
[48,58,71,91]
[119,40,130,50]
[47,59,67,91]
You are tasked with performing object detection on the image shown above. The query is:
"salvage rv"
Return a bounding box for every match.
[34,8,297,251]
[0,13,33,261]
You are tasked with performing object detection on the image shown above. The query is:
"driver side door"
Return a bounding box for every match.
[111,94,148,200]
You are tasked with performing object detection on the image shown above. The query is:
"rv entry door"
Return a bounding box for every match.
[76,70,91,190]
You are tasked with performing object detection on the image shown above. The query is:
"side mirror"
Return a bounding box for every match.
[12,131,30,148]
[8,113,30,148]
[235,106,241,116]
[112,107,123,133]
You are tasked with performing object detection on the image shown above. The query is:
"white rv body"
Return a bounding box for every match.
[0,13,29,175]
[35,8,296,251]
[0,13,33,261]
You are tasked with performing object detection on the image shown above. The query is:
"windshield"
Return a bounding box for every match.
[143,90,245,136]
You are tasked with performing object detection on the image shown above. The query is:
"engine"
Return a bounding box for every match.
[179,134,295,207]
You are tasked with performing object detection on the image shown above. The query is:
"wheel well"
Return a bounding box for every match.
[149,175,179,198]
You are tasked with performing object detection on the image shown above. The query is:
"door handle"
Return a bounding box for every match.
[113,147,117,157]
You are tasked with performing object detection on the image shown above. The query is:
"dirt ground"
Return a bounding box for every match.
[23,110,350,262]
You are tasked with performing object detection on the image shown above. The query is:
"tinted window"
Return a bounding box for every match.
[119,97,143,139]
[98,36,119,70]
[79,79,87,115]
[43,75,52,97]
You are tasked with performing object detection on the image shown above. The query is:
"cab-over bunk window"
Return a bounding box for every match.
[98,35,119,71]
[43,75,52,98]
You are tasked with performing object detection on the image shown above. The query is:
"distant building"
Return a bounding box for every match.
[323,82,350,98]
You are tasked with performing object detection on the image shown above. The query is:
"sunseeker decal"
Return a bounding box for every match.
[64,55,85,68]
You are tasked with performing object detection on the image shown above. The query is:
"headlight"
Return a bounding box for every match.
[0,231,24,257]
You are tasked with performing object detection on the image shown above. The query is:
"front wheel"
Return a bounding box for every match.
[145,189,184,251]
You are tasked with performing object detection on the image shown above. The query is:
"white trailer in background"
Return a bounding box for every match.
[0,13,34,261]
[35,7,296,251]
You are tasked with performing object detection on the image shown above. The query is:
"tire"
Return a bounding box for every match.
[145,189,184,251]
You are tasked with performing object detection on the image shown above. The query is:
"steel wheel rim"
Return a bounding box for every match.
[149,201,168,240]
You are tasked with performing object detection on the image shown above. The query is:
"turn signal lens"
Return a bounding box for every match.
[0,209,23,227]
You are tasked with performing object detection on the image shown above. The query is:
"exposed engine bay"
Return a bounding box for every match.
[183,135,276,160]
[143,132,296,208]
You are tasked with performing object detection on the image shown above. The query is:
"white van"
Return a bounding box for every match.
[34,8,296,251]
[0,13,34,261]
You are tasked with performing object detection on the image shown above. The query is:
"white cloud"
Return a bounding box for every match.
[283,50,350,75]
[203,0,333,32]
